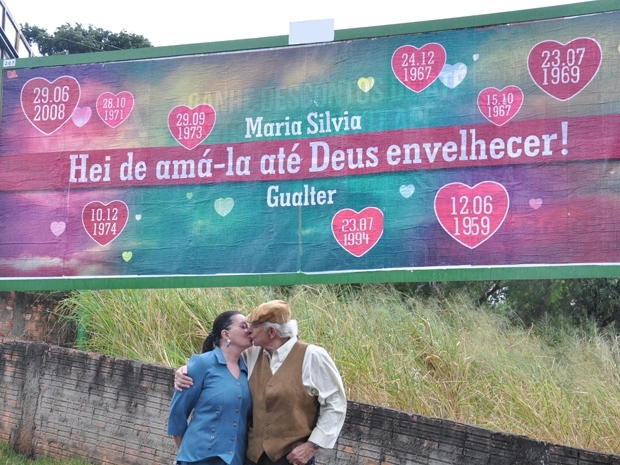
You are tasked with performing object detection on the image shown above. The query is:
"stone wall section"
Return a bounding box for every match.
[1,339,620,465]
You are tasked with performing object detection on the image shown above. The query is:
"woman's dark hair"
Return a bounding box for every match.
[201,310,242,353]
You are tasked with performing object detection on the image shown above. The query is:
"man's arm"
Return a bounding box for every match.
[174,346,260,391]
[174,365,193,391]
[303,345,347,448]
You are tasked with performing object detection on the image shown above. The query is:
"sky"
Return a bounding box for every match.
[9,0,590,49]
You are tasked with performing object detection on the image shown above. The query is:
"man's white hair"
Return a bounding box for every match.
[263,319,298,338]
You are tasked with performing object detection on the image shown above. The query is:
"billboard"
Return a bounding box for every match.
[1,1,620,290]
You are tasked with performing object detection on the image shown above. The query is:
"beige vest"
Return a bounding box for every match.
[247,341,320,462]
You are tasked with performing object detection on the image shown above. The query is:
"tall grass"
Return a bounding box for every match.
[0,442,91,464]
[57,284,620,455]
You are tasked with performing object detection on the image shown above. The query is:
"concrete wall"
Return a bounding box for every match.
[1,338,619,465]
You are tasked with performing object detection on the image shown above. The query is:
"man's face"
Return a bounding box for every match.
[249,322,268,348]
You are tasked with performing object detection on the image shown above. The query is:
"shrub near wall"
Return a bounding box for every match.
[1,338,620,465]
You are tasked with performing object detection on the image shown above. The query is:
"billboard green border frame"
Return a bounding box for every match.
[2,266,620,291]
[1,0,620,290]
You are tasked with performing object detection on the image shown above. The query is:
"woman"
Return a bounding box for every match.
[168,310,252,465]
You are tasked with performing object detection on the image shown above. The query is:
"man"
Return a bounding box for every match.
[174,300,347,465]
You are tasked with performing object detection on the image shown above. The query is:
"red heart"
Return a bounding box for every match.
[391,43,446,93]
[168,104,216,150]
[477,86,524,126]
[332,207,384,257]
[96,91,135,128]
[82,200,129,246]
[527,38,602,101]
[434,182,509,249]
[20,76,81,135]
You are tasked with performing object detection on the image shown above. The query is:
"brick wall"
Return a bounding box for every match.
[0,338,175,463]
[0,292,72,346]
[1,339,620,465]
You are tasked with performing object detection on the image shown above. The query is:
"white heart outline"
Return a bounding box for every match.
[391,43,447,93]
[168,104,217,150]
[331,207,384,257]
[434,181,510,250]
[477,86,524,127]
[81,200,129,246]
[20,75,81,135]
[96,91,135,128]
[527,37,602,102]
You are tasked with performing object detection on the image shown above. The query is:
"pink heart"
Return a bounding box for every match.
[72,106,92,127]
[477,86,524,126]
[82,200,129,246]
[527,38,602,101]
[332,207,384,257]
[20,76,81,135]
[96,91,135,128]
[168,104,216,150]
[50,221,66,237]
[434,182,510,249]
[391,43,447,93]
[529,198,543,210]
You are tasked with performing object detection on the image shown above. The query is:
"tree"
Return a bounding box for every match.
[572,278,620,328]
[21,22,152,55]
[493,279,575,325]
[487,278,620,330]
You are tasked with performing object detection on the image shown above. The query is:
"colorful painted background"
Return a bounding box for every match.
[1,9,620,279]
